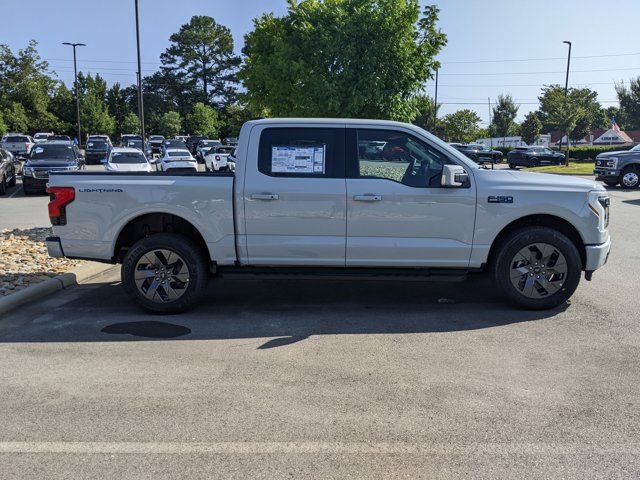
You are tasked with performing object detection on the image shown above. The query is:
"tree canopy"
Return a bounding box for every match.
[441,109,482,143]
[491,94,519,138]
[520,111,542,145]
[240,1,446,121]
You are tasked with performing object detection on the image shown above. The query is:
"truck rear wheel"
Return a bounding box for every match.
[491,227,581,310]
[121,233,209,314]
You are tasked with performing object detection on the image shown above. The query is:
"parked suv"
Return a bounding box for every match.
[453,144,503,164]
[507,146,565,168]
[22,141,85,195]
[594,144,640,188]
[85,138,112,164]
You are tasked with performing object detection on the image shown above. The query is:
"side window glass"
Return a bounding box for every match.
[356,129,450,188]
[258,128,343,178]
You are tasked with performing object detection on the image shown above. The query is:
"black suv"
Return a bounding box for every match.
[452,143,503,164]
[186,135,207,155]
[22,142,85,195]
[507,146,565,168]
[85,138,111,164]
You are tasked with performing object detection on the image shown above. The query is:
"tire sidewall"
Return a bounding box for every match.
[619,167,640,189]
[121,233,208,314]
[492,227,581,310]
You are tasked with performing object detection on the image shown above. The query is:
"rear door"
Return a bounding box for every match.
[242,124,347,266]
[345,127,476,267]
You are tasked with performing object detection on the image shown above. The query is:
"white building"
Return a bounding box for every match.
[474,135,551,148]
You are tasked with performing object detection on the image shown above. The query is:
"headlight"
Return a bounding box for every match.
[605,157,617,168]
[588,191,610,230]
[22,166,34,176]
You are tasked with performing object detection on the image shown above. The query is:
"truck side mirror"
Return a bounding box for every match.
[441,164,468,187]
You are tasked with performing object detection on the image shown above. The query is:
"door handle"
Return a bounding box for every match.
[250,193,279,200]
[353,194,382,202]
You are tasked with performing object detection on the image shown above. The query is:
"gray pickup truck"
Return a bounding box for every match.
[594,145,640,188]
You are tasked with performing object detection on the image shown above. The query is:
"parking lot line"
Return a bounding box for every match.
[8,186,22,198]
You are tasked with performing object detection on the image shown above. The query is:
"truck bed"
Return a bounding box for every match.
[48,171,237,264]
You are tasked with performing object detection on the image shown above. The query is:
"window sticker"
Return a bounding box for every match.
[271,145,325,174]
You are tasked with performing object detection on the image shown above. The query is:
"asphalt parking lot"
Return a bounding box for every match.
[0,184,639,478]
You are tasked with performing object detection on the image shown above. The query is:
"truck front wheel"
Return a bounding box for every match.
[122,233,209,314]
[619,166,639,189]
[491,227,581,310]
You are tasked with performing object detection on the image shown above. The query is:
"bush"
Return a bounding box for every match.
[493,145,634,162]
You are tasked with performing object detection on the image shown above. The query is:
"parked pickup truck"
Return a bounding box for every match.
[594,144,640,188]
[46,119,611,313]
[1,134,34,160]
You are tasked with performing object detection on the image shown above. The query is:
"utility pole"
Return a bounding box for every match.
[562,40,572,166]
[62,42,86,146]
[488,97,494,170]
[433,68,439,133]
[135,0,145,141]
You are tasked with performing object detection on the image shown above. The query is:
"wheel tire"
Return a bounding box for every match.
[603,180,618,187]
[527,157,539,167]
[0,178,6,195]
[491,226,581,310]
[508,163,517,170]
[8,172,16,187]
[618,166,640,189]
[121,233,209,314]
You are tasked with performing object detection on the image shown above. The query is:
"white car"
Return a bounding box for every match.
[158,148,198,172]
[204,145,235,172]
[104,147,153,173]
[33,132,53,143]
[196,140,221,160]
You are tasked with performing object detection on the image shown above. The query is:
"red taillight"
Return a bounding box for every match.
[47,186,75,226]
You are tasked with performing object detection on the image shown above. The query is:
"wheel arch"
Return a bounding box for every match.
[112,212,212,266]
[487,214,586,270]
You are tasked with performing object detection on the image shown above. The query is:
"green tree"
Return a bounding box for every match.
[3,102,29,132]
[537,85,605,140]
[615,77,640,130]
[490,94,519,138]
[106,83,131,135]
[81,94,115,139]
[520,111,542,145]
[48,83,74,136]
[0,111,7,135]
[0,40,61,132]
[220,102,259,137]
[157,111,182,137]
[441,109,482,143]
[546,95,583,165]
[161,16,240,106]
[411,95,440,132]
[121,112,140,135]
[185,102,221,137]
[240,1,446,121]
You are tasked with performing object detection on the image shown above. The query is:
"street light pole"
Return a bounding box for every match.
[62,42,86,146]
[562,40,572,166]
[433,68,439,133]
[134,0,145,141]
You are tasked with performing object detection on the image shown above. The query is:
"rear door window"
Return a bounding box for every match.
[258,128,344,178]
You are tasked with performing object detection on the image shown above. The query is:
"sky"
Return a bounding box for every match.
[4,0,640,127]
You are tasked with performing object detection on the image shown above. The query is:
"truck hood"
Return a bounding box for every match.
[477,168,604,193]
[596,149,637,158]
[24,160,77,168]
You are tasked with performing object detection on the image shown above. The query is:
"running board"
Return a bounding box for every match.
[217,267,468,282]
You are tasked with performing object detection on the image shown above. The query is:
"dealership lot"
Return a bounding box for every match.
[0,187,638,478]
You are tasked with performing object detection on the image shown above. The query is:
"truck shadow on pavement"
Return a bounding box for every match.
[1,274,569,349]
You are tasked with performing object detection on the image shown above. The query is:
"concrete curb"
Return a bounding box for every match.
[0,262,115,316]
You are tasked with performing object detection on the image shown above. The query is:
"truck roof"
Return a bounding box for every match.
[244,118,416,128]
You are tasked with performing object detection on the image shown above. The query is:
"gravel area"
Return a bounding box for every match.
[0,228,83,297]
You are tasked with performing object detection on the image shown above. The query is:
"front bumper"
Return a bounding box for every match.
[22,176,48,191]
[585,235,611,273]
[594,168,619,181]
[46,236,64,258]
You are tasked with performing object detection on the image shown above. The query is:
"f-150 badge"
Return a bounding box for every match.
[488,196,513,204]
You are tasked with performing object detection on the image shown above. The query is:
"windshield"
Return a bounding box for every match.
[6,136,29,142]
[50,136,70,141]
[127,140,143,148]
[149,136,164,141]
[87,141,109,149]
[29,145,75,160]
[110,152,147,164]
[34,134,50,139]
[200,141,219,147]
[167,151,191,157]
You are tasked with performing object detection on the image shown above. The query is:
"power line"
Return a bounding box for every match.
[441,51,640,65]
[439,67,640,76]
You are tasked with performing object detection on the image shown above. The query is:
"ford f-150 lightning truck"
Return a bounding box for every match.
[46,119,611,313]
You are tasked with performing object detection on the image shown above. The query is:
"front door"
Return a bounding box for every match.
[346,128,476,267]
[243,125,347,266]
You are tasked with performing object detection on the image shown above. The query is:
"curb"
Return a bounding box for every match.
[0,262,115,316]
